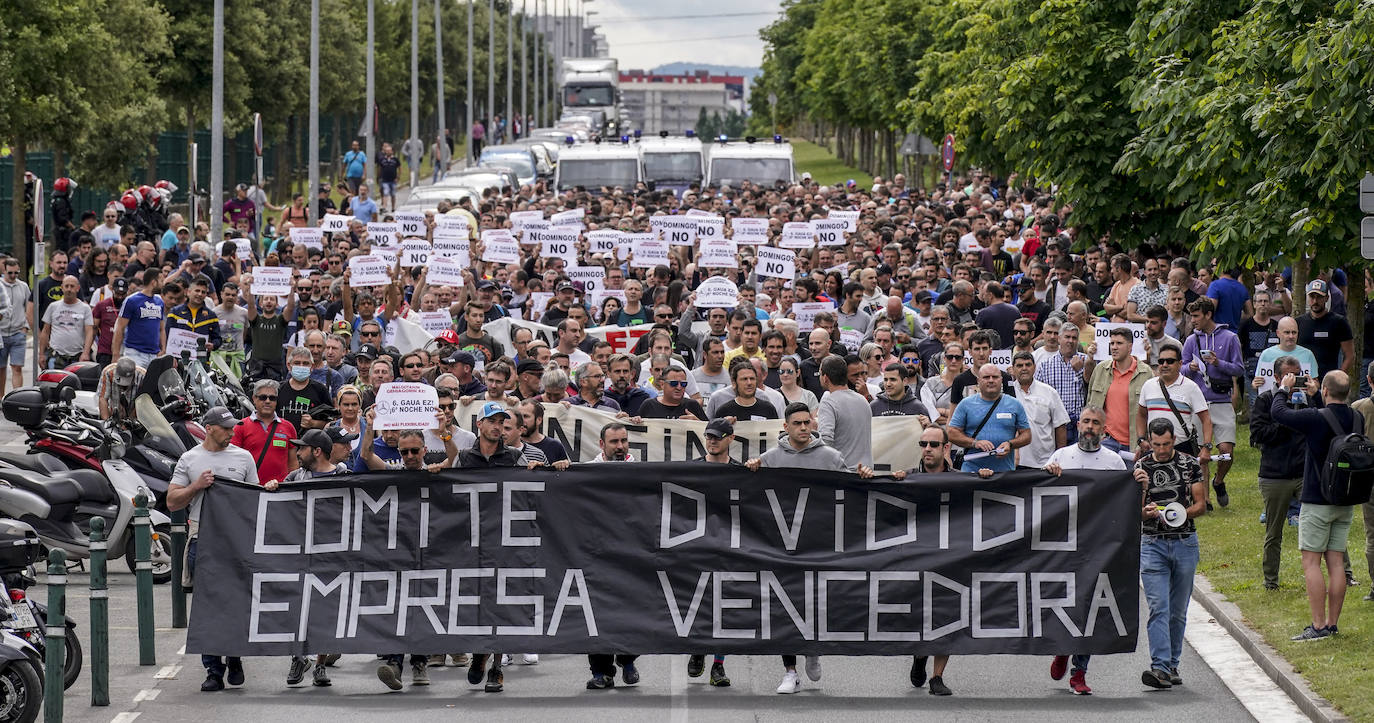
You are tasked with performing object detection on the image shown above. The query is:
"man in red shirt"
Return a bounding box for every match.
[230,379,298,485]
[91,277,129,366]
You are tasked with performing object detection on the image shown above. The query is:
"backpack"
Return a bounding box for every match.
[1319,408,1374,505]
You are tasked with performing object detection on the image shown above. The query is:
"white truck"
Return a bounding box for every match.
[560,58,622,136]
[554,140,642,193]
[638,131,705,196]
[705,135,797,189]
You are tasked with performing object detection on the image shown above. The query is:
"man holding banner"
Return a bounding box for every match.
[586,422,641,690]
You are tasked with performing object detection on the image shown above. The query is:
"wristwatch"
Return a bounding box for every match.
[1200,442,1213,450]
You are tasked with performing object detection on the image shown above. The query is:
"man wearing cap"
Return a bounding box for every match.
[457,402,525,693]
[230,379,299,485]
[167,405,261,692]
[91,276,129,366]
[97,357,145,421]
[1296,280,1355,378]
[447,350,487,397]
[512,358,545,400]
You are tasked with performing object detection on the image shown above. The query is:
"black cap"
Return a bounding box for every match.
[202,406,238,429]
[516,359,545,376]
[356,343,380,359]
[705,418,734,438]
[306,404,339,422]
[557,281,576,292]
[111,277,129,292]
[476,279,497,291]
[324,427,358,446]
[449,350,477,366]
[911,290,934,304]
[290,429,333,454]
[876,263,893,275]
[187,252,204,264]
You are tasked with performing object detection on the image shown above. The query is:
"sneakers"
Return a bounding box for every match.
[1364,589,1374,601]
[586,673,616,690]
[1069,670,1091,695]
[427,654,446,667]
[804,655,822,682]
[1141,668,1173,689]
[1286,513,1299,527]
[709,662,730,687]
[776,670,801,694]
[1214,481,1229,507]
[1259,511,1267,524]
[501,654,514,667]
[412,661,430,686]
[1325,625,1339,636]
[451,653,469,666]
[201,674,224,692]
[1264,581,1279,591]
[687,655,705,678]
[1049,655,1068,681]
[1346,572,1360,587]
[226,660,245,686]
[377,662,403,691]
[928,675,952,696]
[621,661,640,685]
[484,667,503,693]
[909,657,927,688]
[467,656,486,685]
[1168,668,1183,685]
[312,665,331,687]
[287,655,312,686]
[1291,624,1331,642]
[522,654,540,665]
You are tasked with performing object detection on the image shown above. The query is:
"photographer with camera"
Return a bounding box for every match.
[1181,297,1243,508]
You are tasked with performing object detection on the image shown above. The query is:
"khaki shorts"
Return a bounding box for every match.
[1209,401,1237,445]
[1298,503,1354,552]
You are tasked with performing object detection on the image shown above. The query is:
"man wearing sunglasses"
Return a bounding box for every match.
[229,379,299,486]
[1136,341,1212,466]
[638,367,706,420]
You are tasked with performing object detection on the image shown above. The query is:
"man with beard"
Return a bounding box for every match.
[1042,407,1127,694]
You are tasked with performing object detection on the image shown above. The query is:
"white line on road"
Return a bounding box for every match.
[152,664,182,680]
[110,713,141,723]
[133,689,160,702]
[176,644,185,655]
[669,654,688,723]
[1185,605,1309,722]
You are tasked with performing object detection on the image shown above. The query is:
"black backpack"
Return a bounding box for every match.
[1319,408,1374,505]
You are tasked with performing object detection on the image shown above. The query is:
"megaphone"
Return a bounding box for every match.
[1157,502,1188,528]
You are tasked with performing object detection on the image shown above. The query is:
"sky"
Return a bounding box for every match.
[585,0,781,70]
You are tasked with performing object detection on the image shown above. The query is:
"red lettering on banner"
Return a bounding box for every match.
[601,327,653,355]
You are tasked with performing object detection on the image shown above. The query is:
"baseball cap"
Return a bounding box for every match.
[479,401,511,421]
[801,172,813,181]
[476,279,497,291]
[306,404,339,422]
[876,263,893,276]
[449,350,477,366]
[111,277,129,293]
[911,290,934,304]
[176,226,191,236]
[356,343,380,359]
[324,427,359,446]
[332,320,352,336]
[290,429,333,455]
[516,359,545,376]
[202,406,238,429]
[1306,280,1329,297]
[114,357,138,386]
[187,252,204,264]
[557,281,576,293]
[705,418,734,438]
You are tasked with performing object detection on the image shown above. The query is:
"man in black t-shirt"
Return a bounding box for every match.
[638,367,706,420]
[1296,280,1353,377]
[377,143,401,212]
[279,347,332,431]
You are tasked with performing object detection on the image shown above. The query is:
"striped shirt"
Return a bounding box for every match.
[1034,351,1088,418]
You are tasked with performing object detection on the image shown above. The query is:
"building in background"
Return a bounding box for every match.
[620,70,746,135]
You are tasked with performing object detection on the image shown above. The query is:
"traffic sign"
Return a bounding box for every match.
[1361,217,1374,260]
[1361,172,1374,214]
[253,113,264,156]
[942,134,956,172]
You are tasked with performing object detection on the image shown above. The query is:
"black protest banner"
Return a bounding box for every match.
[187,465,1139,657]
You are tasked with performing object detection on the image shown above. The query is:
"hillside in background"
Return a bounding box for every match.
[649,62,761,81]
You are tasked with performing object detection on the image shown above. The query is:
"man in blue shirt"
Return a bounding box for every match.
[342,141,367,195]
[948,363,1031,473]
[1205,267,1249,331]
[110,268,164,369]
[351,183,380,224]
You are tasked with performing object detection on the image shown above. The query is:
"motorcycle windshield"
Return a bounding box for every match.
[185,360,225,409]
[134,394,187,456]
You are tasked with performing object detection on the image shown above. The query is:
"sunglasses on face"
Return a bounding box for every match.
[918,440,944,448]
[901,357,919,365]
[1157,357,1180,365]
[361,331,379,337]
[256,395,277,401]
[399,448,425,456]
[944,353,962,360]
[403,363,424,369]
[666,380,689,388]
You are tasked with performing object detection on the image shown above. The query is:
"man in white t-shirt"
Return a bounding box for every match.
[1136,341,1213,465]
[1043,406,1126,696]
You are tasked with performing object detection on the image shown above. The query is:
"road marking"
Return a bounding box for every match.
[152,664,182,680]
[176,645,185,656]
[110,713,141,723]
[1185,605,1308,723]
[133,689,160,702]
[669,655,688,723]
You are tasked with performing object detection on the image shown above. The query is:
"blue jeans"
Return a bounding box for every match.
[1245,357,1261,409]
[1140,534,1199,672]
[202,655,241,676]
[0,331,26,367]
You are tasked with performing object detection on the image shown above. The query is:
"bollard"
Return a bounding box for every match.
[169,508,187,629]
[89,517,109,706]
[44,549,66,723]
[133,491,155,666]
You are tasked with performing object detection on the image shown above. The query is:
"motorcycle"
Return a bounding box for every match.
[0,630,41,723]
[0,519,79,691]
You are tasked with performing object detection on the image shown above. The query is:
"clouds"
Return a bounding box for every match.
[590,0,777,69]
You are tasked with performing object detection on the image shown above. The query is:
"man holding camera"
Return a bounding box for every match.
[1181,298,1242,508]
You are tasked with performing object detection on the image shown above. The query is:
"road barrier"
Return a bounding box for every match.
[44,549,66,723]
[89,517,108,707]
[133,492,154,666]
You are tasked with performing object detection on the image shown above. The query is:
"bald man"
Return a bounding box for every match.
[39,275,94,368]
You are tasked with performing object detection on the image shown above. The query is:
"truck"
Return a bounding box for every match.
[705,136,797,189]
[553,140,642,194]
[638,131,705,196]
[560,58,622,136]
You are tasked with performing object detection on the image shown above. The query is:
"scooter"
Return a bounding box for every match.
[0,519,80,691]
[0,629,41,723]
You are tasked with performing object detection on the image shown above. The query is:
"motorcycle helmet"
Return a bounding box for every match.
[52,177,76,195]
[137,185,155,205]
[436,329,461,345]
[154,179,178,194]
[119,193,139,212]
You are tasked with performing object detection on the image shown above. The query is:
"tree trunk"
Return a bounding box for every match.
[330,114,342,184]
[1293,253,1309,317]
[226,131,238,194]
[146,133,160,185]
[10,138,27,272]
[1346,268,1366,401]
[53,149,65,179]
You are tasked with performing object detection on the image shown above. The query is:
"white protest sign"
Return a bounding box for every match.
[840,328,864,353]
[566,265,605,295]
[779,222,815,249]
[587,229,622,255]
[591,288,626,310]
[249,266,293,297]
[652,216,698,246]
[401,238,431,267]
[528,292,554,318]
[694,276,738,308]
[373,382,440,430]
[694,215,725,241]
[435,214,470,233]
[630,238,670,268]
[755,246,796,280]
[684,208,715,218]
[482,238,521,265]
[517,220,551,243]
[481,229,515,245]
[366,222,400,245]
[432,237,470,267]
[698,239,739,269]
[618,233,652,260]
[552,208,586,225]
[393,212,426,237]
[289,227,324,250]
[828,210,859,232]
[509,210,544,231]
[825,262,851,275]
[370,246,398,264]
[1092,321,1147,361]
[730,217,770,245]
[426,255,467,286]
[1255,358,1314,393]
[812,219,848,246]
[166,328,206,359]
[418,311,455,336]
[233,237,252,260]
[793,301,833,332]
[320,213,351,234]
[989,349,1014,370]
[541,230,579,264]
[348,255,392,287]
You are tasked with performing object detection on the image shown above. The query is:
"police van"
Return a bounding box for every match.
[638,131,705,196]
[553,137,643,194]
[705,135,797,189]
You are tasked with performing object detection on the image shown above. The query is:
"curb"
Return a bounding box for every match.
[1192,574,1347,722]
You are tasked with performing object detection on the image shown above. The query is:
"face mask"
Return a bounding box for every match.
[290,365,311,381]
[1077,430,1102,453]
